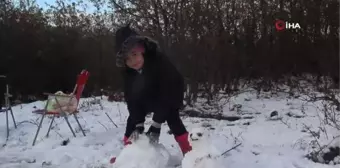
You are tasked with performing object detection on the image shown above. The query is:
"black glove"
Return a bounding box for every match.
[135,125,145,133]
[129,124,144,141]
[146,124,161,144]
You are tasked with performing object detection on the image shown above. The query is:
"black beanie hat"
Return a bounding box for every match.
[115,24,140,67]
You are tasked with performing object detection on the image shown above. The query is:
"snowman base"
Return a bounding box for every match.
[110,135,171,168]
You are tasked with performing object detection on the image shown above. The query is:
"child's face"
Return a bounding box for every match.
[125,45,144,70]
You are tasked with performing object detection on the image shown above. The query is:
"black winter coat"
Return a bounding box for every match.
[122,36,184,126]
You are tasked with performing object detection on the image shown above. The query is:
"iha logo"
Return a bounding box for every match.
[275,20,301,31]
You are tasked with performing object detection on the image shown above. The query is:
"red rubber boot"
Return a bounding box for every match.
[175,132,192,155]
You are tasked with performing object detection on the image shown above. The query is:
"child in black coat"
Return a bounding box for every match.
[114,24,192,155]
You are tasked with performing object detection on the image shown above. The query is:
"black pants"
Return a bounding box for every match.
[124,106,187,138]
[0,78,5,109]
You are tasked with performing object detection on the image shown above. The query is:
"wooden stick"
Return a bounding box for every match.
[105,112,118,128]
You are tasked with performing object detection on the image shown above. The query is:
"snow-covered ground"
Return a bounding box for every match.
[0,89,339,168]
